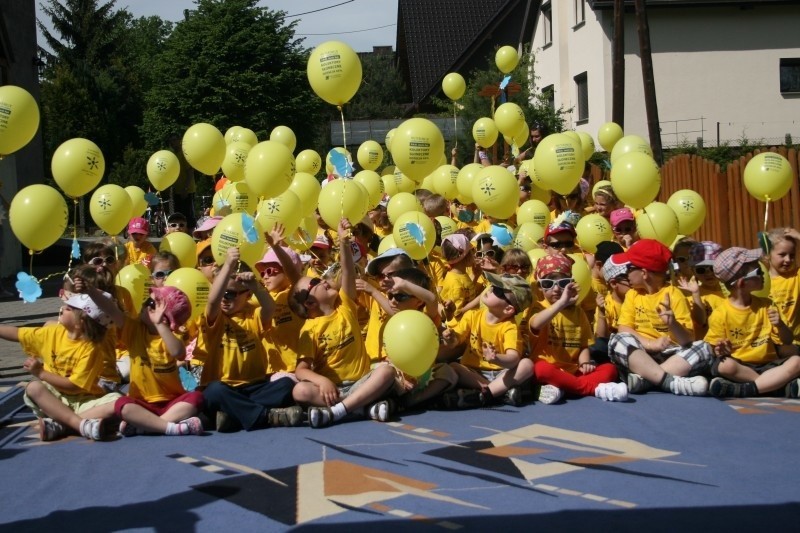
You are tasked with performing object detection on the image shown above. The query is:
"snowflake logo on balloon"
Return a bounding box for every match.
[266,201,280,214]
[680,200,694,211]
[87,155,100,171]
[480,183,496,196]
[235,152,246,164]
[157,161,167,171]
[99,197,111,210]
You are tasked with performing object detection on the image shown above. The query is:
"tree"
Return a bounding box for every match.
[346,52,408,120]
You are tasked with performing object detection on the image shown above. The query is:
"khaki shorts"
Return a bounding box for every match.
[23,380,121,418]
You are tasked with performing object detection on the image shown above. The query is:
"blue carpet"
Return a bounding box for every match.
[1,381,799,532]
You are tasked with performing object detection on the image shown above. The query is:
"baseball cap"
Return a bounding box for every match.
[713,247,763,283]
[610,208,635,228]
[193,216,222,239]
[615,239,672,272]
[128,217,149,235]
[485,272,532,312]
[149,286,191,331]
[256,245,303,273]
[544,220,577,241]
[595,241,624,264]
[366,248,411,276]
[311,233,331,249]
[690,241,723,267]
[602,255,630,282]
[535,253,575,280]
[64,291,113,327]
[196,238,212,259]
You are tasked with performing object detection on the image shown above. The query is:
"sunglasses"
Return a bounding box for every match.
[88,256,116,266]
[151,269,173,281]
[387,292,413,303]
[168,222,187,229]
[503,264,530,275]
[222,288,250,301]
[693,265,713,275]
[519,185,531,192]
[376,270,399,281]
[613,224,635,233]
[475,250,496,259]
[491,285,514,306]
[297,277,322,307]
[198,256,216,267]
[547,241,574,250]
[143,297,156,310]
[674,256,689,263]
[627,265,643,274]
[539,278,573,290]
[262,266,283,277]
[741,267,763,281]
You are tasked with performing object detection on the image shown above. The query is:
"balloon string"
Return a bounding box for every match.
[453,103,458,150]
[112,235,119,263]
[338,105,347,167]
[68,199,79,271]
[764,197,770,233]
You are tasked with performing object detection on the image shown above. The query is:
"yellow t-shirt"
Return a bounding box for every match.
[297,289,371,384]
[124,240,157,267]
[452,308,524,372]
[695,285,727,321]
[263,286,302,372]
[591,275,608,297]
[769,269,800,343]
[441,270,482,322]
[531,302,592,374]
[618,285,693,342]
[364,298,388,363]
[424,250,448,292]
[19,324,105,396]
[200,303,269,387]
[595,293,623,336]
[119,317,185,403]
[704,298,779,364]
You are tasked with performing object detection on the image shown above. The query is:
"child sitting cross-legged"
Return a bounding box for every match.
[705,247,800,398]
[289,219,397,428]
[439,273,534,408]
[529,254,628,404]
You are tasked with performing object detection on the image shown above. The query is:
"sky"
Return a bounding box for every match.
[36,0,399,53]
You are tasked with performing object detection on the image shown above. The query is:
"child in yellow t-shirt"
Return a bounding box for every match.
[766,227,800,344]
[705,247,800,398]
[0,292,120,441]
[676,241,726,338]
[289,219,397,427]
[201,246,302,432]
[124,217,157,267]
[440,273,533,408]
[608,239,713,396]
[529,254,627,404]
[440,233,483,324]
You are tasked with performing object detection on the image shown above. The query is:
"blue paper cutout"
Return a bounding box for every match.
[404,222,426,245]
[499,75,511,90]
[144,192,160,206]
[15,272,42,303]
[491,223,514,246]
[179,367,198,392]
[71,238,81,259]
[328,149,353,177]
[241,213,258,243]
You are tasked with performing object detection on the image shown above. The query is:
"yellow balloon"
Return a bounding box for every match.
[289,172,323,215]
[357,140,384,171]
[494,103,526,137]
[221,141,251,182]
[568,253,592,303]
[516,199,552,229]
[577,131,596,161]
[0,85,40,156]
[165,267,212,321]
[245,140,295,198]
[307,40,362,105]
[381,165,396,176]
[224,126,241,145]
[743,152,794,202]
[533,133,585,195]
[116,264,152,313]
[256,190,303,236]
[317,179,368,229]
[667,189,707,235]
[354,170,384,209]
[90,184,133,236]
[610,152,661,209]
[385,128,396,151]
[182,123,226,175]
[51,138,105,198]
[592,179,612,197]
[472,165,519,220]
[9,184,68,251]
[636,202,679,246]
[752,263,771,299]
[495,46,520,74]
[511,222,544,252]
[610,135,653,164]
[433,164,460,200]
[210,213,266,268]
[216,181,257,214]
[392,118,445,182]
[269,125,296,153]
[442,72,466,100]
[286,215,318,252]
[436,216,458,238]
[393,211,435,261]
[296,149,322,175]
[527,248,547,272]
[383,310,439,377]
[325,147,353,177]
[575,214,614,253]
[146,149,180,191]
[387,192,422,225]
[125,186,148,218]
[512,122,529,150]
[231,127,258,148]
[383,169,416,196]
[597,122,624,152]
[472,117,499,149]
[456,163,483,203]
[160,232,197,269]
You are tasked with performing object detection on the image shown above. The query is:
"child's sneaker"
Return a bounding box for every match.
[79,418,104,441]
[785,378,800,398]
[38,418,68,442]
[594,382,629,402]
[179,417,204,435]
[366,399,396,422]
[442,388,486,409]
[709,377,749,398]
[627,373,654,394]
[215,411,241,433]
[537,384,563,405]
[503,387,523,407]
[669,375,708,396]
[268,406,304,427]
[118,421,144,437]
[308,406,334,428]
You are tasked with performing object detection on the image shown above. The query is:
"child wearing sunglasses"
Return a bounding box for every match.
[705,247,800,398]
[201,247,302,432]
[607,239,713,396]
[676,241,725,338]
[124,217,157,267]
[149,251,179,288]
[609,208,638,250]
[529,254,627,404]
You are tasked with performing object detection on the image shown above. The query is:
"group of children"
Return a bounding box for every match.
[6,179,800,443]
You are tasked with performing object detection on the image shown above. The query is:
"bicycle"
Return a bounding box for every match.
[145,197,172,238]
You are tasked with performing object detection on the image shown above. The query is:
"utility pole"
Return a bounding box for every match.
[612,0,625,128]
[634,0,663,165]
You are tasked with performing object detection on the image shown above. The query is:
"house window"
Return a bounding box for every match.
[575,72,588,122]
[574,0,586,26]
[542,3,553,46]
[780,58,800,94]
[542,85,555,111]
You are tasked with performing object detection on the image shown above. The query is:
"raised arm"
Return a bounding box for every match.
[265,222,303,284]
[338,218,357,301]
[206,247,238,325]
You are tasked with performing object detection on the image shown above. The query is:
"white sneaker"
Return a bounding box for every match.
[595,382,629,402]
[669,375,708,396]
[627,373,654,394]
[537,384,563,405]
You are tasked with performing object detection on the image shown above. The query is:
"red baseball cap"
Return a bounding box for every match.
[616,239,672,272]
